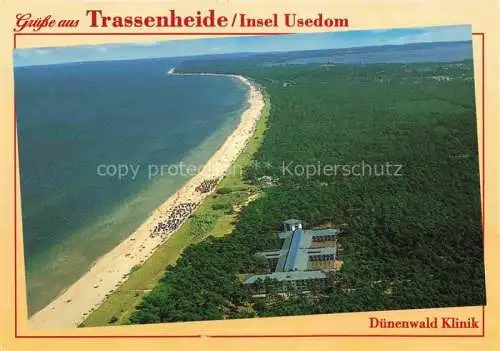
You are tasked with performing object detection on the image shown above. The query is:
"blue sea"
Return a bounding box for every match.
[261,41,473,66]
[15,58,249,315]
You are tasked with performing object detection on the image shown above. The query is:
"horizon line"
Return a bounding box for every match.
[13,39,472,68]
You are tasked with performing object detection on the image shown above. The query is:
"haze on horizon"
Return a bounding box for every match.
[13,24,471,67]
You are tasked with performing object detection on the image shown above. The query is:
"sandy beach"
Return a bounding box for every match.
[27,70,265,330]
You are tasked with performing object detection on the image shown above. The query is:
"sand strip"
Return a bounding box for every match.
[27,70,265,330]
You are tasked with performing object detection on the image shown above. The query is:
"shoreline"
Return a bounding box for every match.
[27,70,265,330]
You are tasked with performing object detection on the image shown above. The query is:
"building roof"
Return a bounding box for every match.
[298,231,312,248]
[292,250,310,271]
[284,228,303,271]
[243,270,328,284]
[306,228,339,237]
[306,247,336,255]
[277,231,292,240]
[275,234,292,272]
[279,228,338,240]
[275,254,287,272]
[257,228,339,273]
[283,219,302,225]
[257,250,284,259]
[292,247,336,271]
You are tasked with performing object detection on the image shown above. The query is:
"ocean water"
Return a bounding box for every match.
[15,58,249,315]
[262,41,473,66]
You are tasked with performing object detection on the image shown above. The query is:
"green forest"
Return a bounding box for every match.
[128,57,484,323]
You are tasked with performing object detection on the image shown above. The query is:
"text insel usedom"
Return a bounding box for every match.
[238,13,279,27]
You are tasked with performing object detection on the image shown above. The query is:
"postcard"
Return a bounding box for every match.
[1,1,497,350]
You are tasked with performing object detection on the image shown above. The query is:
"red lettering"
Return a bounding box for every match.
[86,9,102,27]
[14,13,56,32]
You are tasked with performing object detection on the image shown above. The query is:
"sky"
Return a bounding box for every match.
[13,25,471,67]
